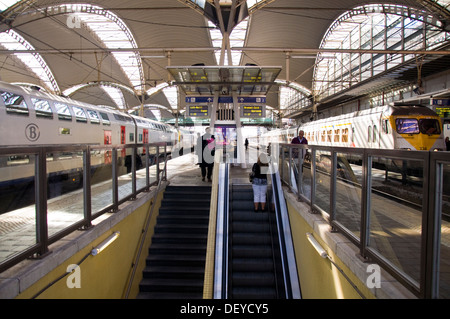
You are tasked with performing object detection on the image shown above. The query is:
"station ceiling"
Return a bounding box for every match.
[1,0,450,117]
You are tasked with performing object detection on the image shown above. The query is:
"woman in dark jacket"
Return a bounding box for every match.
[197,127,215,182]
[251,153,269,212]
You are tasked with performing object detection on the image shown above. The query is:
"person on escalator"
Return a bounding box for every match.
[251,153,269,212]
[197,127,215,182]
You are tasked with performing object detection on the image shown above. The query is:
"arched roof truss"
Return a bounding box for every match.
[0,29,60,93]
[46,4,145,94]
[313,3,450,101]
[63,81,134,109]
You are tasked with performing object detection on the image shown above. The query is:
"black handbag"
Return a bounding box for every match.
[249,171,255,182]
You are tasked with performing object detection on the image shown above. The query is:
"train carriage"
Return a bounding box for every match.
[0,81,195,207]
[259,104,445,152]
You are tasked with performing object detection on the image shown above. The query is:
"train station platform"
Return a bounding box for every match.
[0,148,428,299]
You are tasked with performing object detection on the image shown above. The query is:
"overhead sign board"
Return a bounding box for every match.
[188,105,209,117]
[186,96,214,103]
[185,96,266,104]
[241,105,265,118]
[237,97,266,104]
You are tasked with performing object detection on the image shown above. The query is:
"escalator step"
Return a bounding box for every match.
[232,271,275,286]
[231,287,277,299]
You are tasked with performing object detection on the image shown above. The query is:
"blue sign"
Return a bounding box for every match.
[186,96,266,104]
[432,99,450,106]
[185,96,213,103]
[237,97,266,103]
[218,96,233,103]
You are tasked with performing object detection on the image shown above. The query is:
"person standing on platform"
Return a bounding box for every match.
[291,129,308,159]
[291,129,308,145]
[197,127,215,182]
[251,153,269,212]
[446,136,450,151]
[245,138,249,151]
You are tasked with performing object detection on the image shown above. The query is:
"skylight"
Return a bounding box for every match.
[208,17,249,66]
[51,4,144,93]
[101,85,126,109]
[313,4,450,100]
[146,82,178,111]
[0,0,20,11]
[0,29,60,93]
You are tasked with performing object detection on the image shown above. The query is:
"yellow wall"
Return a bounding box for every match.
[16,191,163,299]
[286,201,375,299]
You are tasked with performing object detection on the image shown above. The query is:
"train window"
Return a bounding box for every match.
[382,119,389,134]
[368,126,372,142]
[99,112,110,125]
[32,98,53,119]
[334,129,340,142]
[342,128,349,143]
[129,133,134,142]
[1,91,29,115]
[373,125,377,143]
[321,131,326,142]
[87,109,100,124]
[327,130,332,142]
[59,127,71,135]
[55,103,72,121]
[396,118,419,134]
[72,106,87,122]
[419,119,441,135]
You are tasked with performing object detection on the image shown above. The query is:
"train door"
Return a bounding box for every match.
[143,129,149,143]
[120,126,126,144]
[120,125,126,157]
[104,130,112,164]
[142,129,148,154]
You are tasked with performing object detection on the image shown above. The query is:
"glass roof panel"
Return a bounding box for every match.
[208,17,249,66]
[101,85,125,109]
[313,4,450,101]
[53,4,143,93]
[167,66,281,95]
[188,0,206,9]
[0,29,59,93]
[0,0,20,11]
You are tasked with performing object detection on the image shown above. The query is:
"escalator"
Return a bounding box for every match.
[228,184,280,298]
[214,162,301,299]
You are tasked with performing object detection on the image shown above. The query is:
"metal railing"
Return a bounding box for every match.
[0,143,168,273]
[270,161,302,299]
[276,142,450,299]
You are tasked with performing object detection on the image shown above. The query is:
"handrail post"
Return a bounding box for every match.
[83,146,92,228]
[35,148,49,256]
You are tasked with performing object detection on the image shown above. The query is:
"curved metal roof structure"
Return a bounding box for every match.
[0,0,449,117]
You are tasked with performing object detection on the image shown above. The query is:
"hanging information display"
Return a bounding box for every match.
[241,105,264,118]
[187,105,209,117]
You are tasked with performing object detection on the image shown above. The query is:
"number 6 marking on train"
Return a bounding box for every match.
[25,123,40,142]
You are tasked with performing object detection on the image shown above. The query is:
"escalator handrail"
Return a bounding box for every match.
[271,162,302,299]
[213,162,230,299]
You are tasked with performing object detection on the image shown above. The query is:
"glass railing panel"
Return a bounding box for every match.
[368,156,424,285]
[46,151,84,238]
[117,147,133,201]
[0,153,37,264]
[135,146,147,190]
[90,149,114,213]
[439,162,450,299]
[314,150,332,215]
[334,152,364,239]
